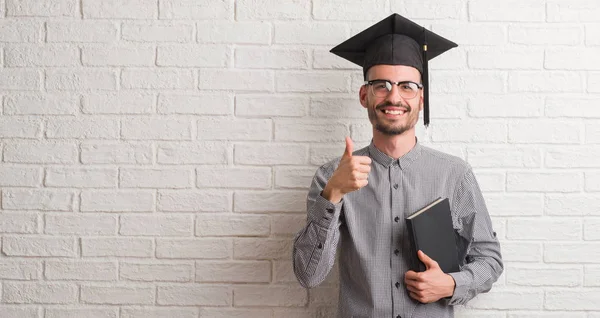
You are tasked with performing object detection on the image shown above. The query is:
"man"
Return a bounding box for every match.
[292,14,503,318]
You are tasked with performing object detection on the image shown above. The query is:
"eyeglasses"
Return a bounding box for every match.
[364,79,423,99]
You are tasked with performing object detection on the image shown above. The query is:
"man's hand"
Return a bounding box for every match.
[404,250,456,303]
[322,137,372,203]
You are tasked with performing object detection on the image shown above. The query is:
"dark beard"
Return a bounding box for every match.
[368,101,414,136]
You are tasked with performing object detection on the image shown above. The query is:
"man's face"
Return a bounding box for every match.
[359,64,423,136]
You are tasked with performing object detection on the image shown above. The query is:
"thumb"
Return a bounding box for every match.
[343,136,354,158]
[418,250,439,270]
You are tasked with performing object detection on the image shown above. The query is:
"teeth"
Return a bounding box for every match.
[384,110,405,115]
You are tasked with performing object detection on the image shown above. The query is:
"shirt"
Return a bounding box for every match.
[292,140,503,318]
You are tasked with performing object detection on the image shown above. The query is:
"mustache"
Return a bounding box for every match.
[375,101,411,112]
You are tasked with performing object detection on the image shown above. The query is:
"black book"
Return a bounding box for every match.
[405,197,459,273]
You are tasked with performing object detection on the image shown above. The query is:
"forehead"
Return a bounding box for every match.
[367,64,421,81]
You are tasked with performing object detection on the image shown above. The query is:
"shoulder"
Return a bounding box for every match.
[419,145,471,177]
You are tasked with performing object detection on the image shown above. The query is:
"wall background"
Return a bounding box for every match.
[0,0,599,317]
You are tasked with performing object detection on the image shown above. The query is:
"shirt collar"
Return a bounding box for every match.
[368,137,423,170]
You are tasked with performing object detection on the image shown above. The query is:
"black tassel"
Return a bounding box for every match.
[422,27,429,127]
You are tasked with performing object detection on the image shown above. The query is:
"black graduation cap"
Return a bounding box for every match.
[330,13,458,126]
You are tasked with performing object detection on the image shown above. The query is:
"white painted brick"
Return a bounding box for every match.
[547,97,600,118]
[158,285,231,306]
[587,172,600,192]
[4,141,78,164]
[0,307,38,318]
[46,308,118,318]
[275,167,315,189]
[236,48,308,70]
[45,260,117,281]
[545,290,600,310]
[195,261,270,283]
[273,261,296,283]
[450,308,505,318]
[310,144,344,165]
[121,69,194,90]
[235,191,305,213]
[309,97,364,118]
[0,21,39,42]
[509,71,583,93]
[275,119,347,142]
[313,49,361,70]
[546,48,600,70]
[5,45,79,67]
[234,285,307,307]
[0,117,40,138]
[350,122,373,143]
[4,93,79,115]
[47,21,118,43]
[548,0,600,22]
[509,312,585,318]
[80,190,154,212]
[432,121,506,142]
[467,147,540,168]
[46,118,119,139]
[394,0,464,19]
[509,120,580,144]
[156,238,231,259]
[196,166,270,189]
[431,24,505,46]
[475,172,505,192]
[81,285,155,305]
[159,0,233,19]
[501,242,542,262]
[429,47,468,71]
[82,45,155,67]
[199,69,273,91]
[507,172,580,193]
[586,266,600,286]
[431,72,505,93]
[3,282,77,304]
[233,238,292,259]
[0,69,39,90]
[467,289,543,310]
[508,218,581,240]
[485,194,543,216]
[46,69,117,91]
[468,48,542,70]
[45,214,117,235]
[545,243,600,263]
[159,93,232,115]
[83,92,153,114]
[0,213,36,234]
[121,117,192,140]
[235,143,308,165]
[277,308,321,318]
[197,21,270,44]
[587,24,600,46]
[271,214,305,236]
[158,45,230,67]
[590,73,600,93]
[469,0,544,21]
[545,194,600,216]
[120,214,193,236]
[584,218,600,240]
[196,213,270,237]
[237,0,309,20]
[2,236,75,257]
[510,24,582,45]
[83,0,156,18]
[122,308,197,318]
[2,189,73,211]
[7,0,77,17]
[199,308,272,318]
[81,238,153,257]
[157,190,231,212]
[120,168,193,189]
[425,144,466,160]
[546,147,600,168]
[198,117,271,141]
[236,95,308,117]
[313,0,386,20]
[274,22,348,45]
[120,262,193,282]
[157,142,227,164]
[276,72,349,93]
[81,142,153,164]
[0,260,40,280]
[122,22,194,42]
[309,285,338,306]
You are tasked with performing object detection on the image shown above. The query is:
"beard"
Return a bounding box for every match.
[367,101,419,136]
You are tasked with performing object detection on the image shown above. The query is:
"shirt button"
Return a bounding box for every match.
[395,282,400,288]
[394,216,399,222]
[393,184,398,189]
[326,208,334,213]
[394,249,399,255]
[317,243,323,249]
[397,315,401,318]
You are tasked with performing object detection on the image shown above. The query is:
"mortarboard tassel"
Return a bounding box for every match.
[422,27,429,127]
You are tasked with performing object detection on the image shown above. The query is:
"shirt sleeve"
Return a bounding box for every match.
[446,167,504,305]
[292,162,343,288]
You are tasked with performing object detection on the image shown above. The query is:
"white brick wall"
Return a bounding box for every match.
[0,0,599,317]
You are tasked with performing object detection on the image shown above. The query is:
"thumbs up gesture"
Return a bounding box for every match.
[322,137,372,203]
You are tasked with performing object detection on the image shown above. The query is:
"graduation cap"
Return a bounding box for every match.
[330,13,458,126]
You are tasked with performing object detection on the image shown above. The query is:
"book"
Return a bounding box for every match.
[405,197,460,273]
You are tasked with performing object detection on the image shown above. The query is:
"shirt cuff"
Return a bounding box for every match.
[447,271,470,305]
[309,192,343,229]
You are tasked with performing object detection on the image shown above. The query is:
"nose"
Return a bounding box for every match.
[385,83,407,106]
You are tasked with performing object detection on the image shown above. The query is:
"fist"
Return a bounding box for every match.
[322,137,372,203]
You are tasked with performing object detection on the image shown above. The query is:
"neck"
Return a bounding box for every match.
[372,128,417,160]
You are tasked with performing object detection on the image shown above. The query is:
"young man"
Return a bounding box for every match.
[292,14,503,318]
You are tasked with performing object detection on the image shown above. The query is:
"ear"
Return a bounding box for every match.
[359,85,368,109]
[418,90,424,111]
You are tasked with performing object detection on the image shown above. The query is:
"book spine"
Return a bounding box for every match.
[405,219,423,272]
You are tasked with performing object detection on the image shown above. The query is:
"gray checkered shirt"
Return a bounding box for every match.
[293,140,503,318]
